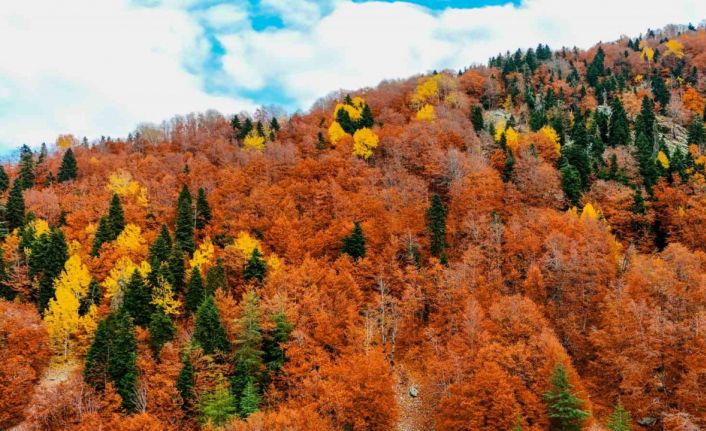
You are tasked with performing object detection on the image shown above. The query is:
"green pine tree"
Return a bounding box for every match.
[651,72,669,113]
[148,224,172,266]
[263,311,293,373]
[608,97,630,147]
[107,194,125,239]
[470,105,484,132]
[358,104,374,129]
[176,353,195,407]
[341,221,366,261]
[194,295,230,355]
[148,308,175,358]
[205,258,227,294]
[606,401,632,431]
[231,290,264,415]
[84,317,111,390]
[78,279,101,316]
[57,148,78,182]
[185,267,205,314]
[243,248,267,282]
[91,216,113,256]
[0,165,9,193]
[122,270,154,327]
[426,194,448,262]
[239,377,261,418]
[543,363,590,431]
[18,145,35,190]
[175,185,195,254]
[168,245,186,293]
[195,187,212,230]
[687,115,705,146]
[33,229,68,313]
[6,180,25,230]
[199,383,237,426]
[561,163,583,207]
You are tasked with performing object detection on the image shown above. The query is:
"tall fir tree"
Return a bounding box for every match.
[608,97,630,147]
[175,184,195,254]
[57,148,78,182]
[263,311,293,373]
[470,105,484,132]
[149,308,175,358]
[606,401,632,431]
[176,353,195,407]
[687,115,705,146]
[239,378,261,418]
[341,221,366,261]
[543,363,590,431]
[6,179,25,230]
[231,290,264,416]
[18,144,35,190]
[122,270,154,327]
[0,165,9,192]
[193,295,230,355]
[185,267,205,313]
[107,193,125,239]
[426,194,448,263]
[149,224,172,266]
[91,216,113,256]
[194,187,212,230]
[205,258,227,294]
[33,229,68,313]
[651,72,669,113]
[168,244,186,293]
[561,163,583,207]
[243,248,267,282]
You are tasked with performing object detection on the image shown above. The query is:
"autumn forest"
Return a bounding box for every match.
[2,23,706,431]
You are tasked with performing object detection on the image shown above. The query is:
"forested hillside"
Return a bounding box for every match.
[2,23,706,431]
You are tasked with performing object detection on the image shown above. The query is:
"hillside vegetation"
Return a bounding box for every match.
[2,23,706,431]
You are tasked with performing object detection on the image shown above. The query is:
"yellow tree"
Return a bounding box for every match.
[44,253,93,359]
[352,128,379,159]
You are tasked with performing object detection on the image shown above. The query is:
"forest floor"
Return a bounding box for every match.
[395,364,426,431]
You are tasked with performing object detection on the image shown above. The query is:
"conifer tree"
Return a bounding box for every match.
[107,194,125,239]
[239,378,261,418]
[239,118,253,140]
[503,148,515,182]
[122,270,154,327]
[176,354,195,407]
[426,194,448,262]
[149,224,172,266]
[634,96,656,144]
[341,221,366,261]
[34,229,68,313]
[543,363,589,431]
[195,187,212,230]
[606,401,632,431]
[359,104,374,129]
[79,279,101,316]
[175,184,195,254]
[231,114,241,137]
[687,115,705,146]
[243,248,267,282]
[608,97,630,147]
[263,311,293,373]
[91,216,112,256]
[0,165,9,193]
[194,295,230,355]
[57,148,78,182]
[561,163,582,207]
[231,290,264,415]
[471,105,484,132]
[168,245,186,293]
[199,384,237,426]
[84,317,111,390]
[18,144,34,190]
[6,179,25,230]
[651,72,669,113]
[185,267,205,313]
[149,308,175,358]
[205,258,227,294]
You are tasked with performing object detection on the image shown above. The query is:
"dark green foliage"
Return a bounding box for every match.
[195,187,212,230]
[239,378,261,418]
[543,363,590,431]
[336,105,355,134]
[194,295,230,355]
[587,47,605,87]
[608,97,630,147]
[149,224,172,266]
[341,221,366,261]
[18,145,35,190]
[199,385,237,426]
[149,308,175,358]
[243,248,267,282]
[231,115,241,135]
[185,267,205,313]
[176,354,195,406]
[263,311,293,373]
[205,258,227,294]
[239,118,253,140]
[91,216,113,256]
[687,115,705,146]
[57,148,78,182]
[175,184,195,254]
[529,108,547,131]
[84,310,138,412]
[168,245,186,293]
[31,229,68,313]
[634,96,656,145]
[0,165,9,192]
[631,189,646,215]
[6,180,25,230]
[503,148,515,182]
[563,117,591,189]
[230,291,264,416]
[634,132,658,191]
[470,105,484,132]
[426,194,448,262]
[359,104,374,129]
[0,248,13,300]
[122,270,154,327]
[606,401,632,431]
[650,72,669,113]
[561,163,583,207]
[79,279,101,316]
[269,116,280,133]
[107,194,125,238]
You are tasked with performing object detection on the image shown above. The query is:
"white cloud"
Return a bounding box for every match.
[0,0,255,149]
[198,3,250,31]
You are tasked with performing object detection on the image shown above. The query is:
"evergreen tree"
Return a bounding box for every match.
[149,308,175,358]
[168,245,186,293]
[336,107,355,134]
[635,131,658,191]
[503,148,515,182]
[239,378,261,418]
[470,105,484,132]
[175,185,195,254]
[359,104,374,129]
[341,221,366,261]
[6,180,25,230]
[91,216,113,256]
[0,248,12,300]
[243,248,267,282]
[230,114,241,137]
[176,354,195,407]
[634,96,656,145]
[606,401,632,431]
[631,189,646,215]
[608,97,630,147]
[587,46,605,87]
[543,363,590,431]
[199,384,237,426]
[18,144,35,190]
[0,165,9,193]
[231,290,264,415]
[561,163,582,207]
[651,72,669,113]
[687,115,705,146]
[148,224,172,266]
[426,194,448,262]
[239,118,253,140]
[185,267,205,313]
[205,258,227,294]
[194,295,230,355]
[195,187,212,230]
[57,148,78,182]
[34,229,68,313]
[107,194,125,239]
[263,311,293,373]
[84,317,111,390]
[122,270,154,327]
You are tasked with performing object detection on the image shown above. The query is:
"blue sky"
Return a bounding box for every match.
[0,0,704,150]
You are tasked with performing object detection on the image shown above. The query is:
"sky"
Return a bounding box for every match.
[0,0,705,151]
